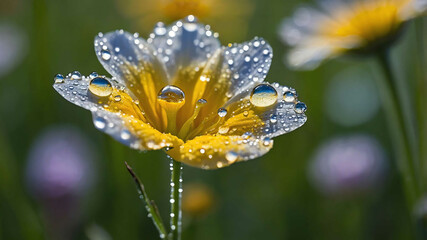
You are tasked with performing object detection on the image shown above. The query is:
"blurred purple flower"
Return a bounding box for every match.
[308,135,387,197]
[26,126,94,200]
[26,126,96,240]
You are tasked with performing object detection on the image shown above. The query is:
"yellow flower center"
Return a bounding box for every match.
[159,0,211,20]
[322,0,410,44]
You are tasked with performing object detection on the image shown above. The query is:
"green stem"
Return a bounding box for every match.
[168,158,183,240]
[375,49,420,208]
[125,162,167,239]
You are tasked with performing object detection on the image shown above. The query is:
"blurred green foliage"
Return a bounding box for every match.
[1,0,425,239]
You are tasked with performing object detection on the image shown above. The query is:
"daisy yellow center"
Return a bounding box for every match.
[323,0,409,43]
[159,0,211,20]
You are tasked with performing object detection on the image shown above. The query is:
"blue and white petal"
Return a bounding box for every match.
[147,16,221,79]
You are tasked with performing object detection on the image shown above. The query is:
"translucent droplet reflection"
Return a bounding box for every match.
[250,84,277,107]
[88,77,113,97]
[218,108,227,117]
[294,102,307,114]
[283,91,296,102]
[101,50,111,61]
[54,74,64,83]
[225,151,238,163]
[157,85,185,104]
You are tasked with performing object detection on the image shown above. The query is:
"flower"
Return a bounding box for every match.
[308,135,387,196]
[26,126,95,239]
[182,182,215,218]
[53,16,307,169]
[279,0,427,69]
[26,126,94,200]
[115,0,253,42]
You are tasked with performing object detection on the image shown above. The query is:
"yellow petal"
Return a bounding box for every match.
[95,31,169,131]
[124,115,184,150]
[167,134,272,169]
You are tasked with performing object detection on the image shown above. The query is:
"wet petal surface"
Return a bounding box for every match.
[167,135,272,169]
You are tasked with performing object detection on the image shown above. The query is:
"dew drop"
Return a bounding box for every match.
[263,137,272,146]
[218,108,227,117]
[250,84,277,107]
[243,111,249,117]
[121,129,131,140]
[294,102,307,114]
[54,74,64,83]
[88,77,113,97]
[270,115,277,123]
[225,151,238,163]
[284,91,296,102]
[218,126,229,134]
[101,50,111,61]
[89,72,98,78]
[197,98,207,106]
[70,71,81,80]
[94,117,106,129]
[157,85,185,104]
[114,95,121,102]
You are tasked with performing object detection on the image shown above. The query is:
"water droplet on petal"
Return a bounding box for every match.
[294,102,307,114]
[101,50,111,61]
[121,129,131,140]
[226,151,238,163]
[54,74,64,83]
[157,85,185,104]
[284,91,296,102]
[114,95,121,102]
[218,108,227,117]
[88,77,113,97]
[70,71,81,80]
[270,115,277,123]
[197,98,207,106]
[94,117,106,129]
[263,137,272,146]
[89,72,98,78]
[250,84,277,107]
[218,126,229,134]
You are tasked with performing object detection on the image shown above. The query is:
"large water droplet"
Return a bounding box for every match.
[218,108,227,117]
[54,74,64,83]
[294,102,307,114]
[250,84,277,107]
[101,50,111,61]
[157,85,185,104]
[88,77,113,97]
[284,91,296,103]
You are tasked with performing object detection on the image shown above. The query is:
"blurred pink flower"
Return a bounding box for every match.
[309,135,387,197]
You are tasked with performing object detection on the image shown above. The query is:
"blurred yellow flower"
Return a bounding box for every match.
[53,16,307,169]
[279,0,427,69]
[182,182,215,217]
[115,0,253,42]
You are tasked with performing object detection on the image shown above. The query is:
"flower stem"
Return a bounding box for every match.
[125,162,167,239]
[168,158,183,240]
[375,49,420,208]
